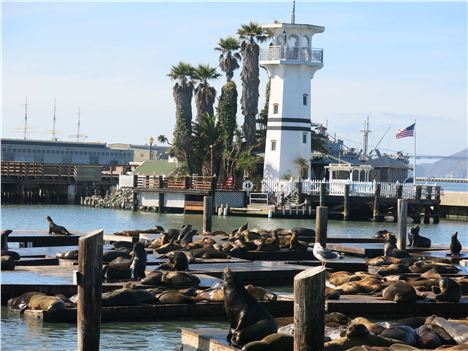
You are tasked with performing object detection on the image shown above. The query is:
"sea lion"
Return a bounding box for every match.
[130,242,147,280]
[425,316,468,344]
[172,251,189,271]
[290,227,315,241]
[350,317,385,335]
[102,249,131,263]
[154,240,182,254]
[196,285,225,302]
[180,229,198,246]
[242,333,293,351]
[325,312,350,326]
[374,229,390,239]
[383,233,410,258]
[56,250,79,260]
[223,268,278,347]
[256,233,280,252]
[46,216,70,235]
[165,228,180,241]
[140,270,164,286]
[101,287,155,306]
[161,271,200,287]
[377,263,410,276]
[335,276,383,295]
[407,225,431,248]
[1,255,16,270]
[379,325,418,346]
[433,277,462,303]
[324,324,395,351]
[450,232,462,257]
[103,257,132,279]
[409,260,459,274]
[8,292,45,310]
[382,281,420,303]
[112,241,134,250]
[1,230,13,251]
[155,290,194,304]
[20,294,66,315]
[415,325,442,349]
[289,230,309,252]
[245,285,277,301]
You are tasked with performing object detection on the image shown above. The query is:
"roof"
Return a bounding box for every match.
[133,160,178,176]
[364,154,410,169]
[1,138,106,149]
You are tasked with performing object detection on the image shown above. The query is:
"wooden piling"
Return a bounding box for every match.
[315,206,328,247]
[158,193,165,212]
[414,186,422,224]
[294,266,326,351]
[203,196,212,233]
[132,175,138,211]
[372,183,382,222]
[343,184,350,221]
[77,230,103,351]
[319,183,326,206]
[397,199,408,250]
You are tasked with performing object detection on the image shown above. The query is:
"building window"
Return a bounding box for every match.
[303,94,308,105]
[303,132,307,144]
[271,140,277,151]
[273,103,279,114]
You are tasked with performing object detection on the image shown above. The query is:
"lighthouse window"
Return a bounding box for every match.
[273,103,279,114]
[303,133,307,144]
[303,94,308,105]
[271,140,277,151]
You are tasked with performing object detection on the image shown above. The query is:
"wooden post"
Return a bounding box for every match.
[315,206,328,247]
[296,181,303,204]
[343,184,350,221]
[319,182,326,206]
[372,183,382,222]
[424,206,431,224]
[132,174,138,211]
[158,193,165,213]
[414,185,422,224]
[294,266,326,351]
[203,196,212,233]
[397,199,408,250]
[77,230,103,351]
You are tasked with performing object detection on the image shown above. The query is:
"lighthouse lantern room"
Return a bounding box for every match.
[260,20,324,181]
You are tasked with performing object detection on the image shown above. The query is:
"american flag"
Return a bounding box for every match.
[396,123,415,139]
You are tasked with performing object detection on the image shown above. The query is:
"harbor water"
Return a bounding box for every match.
[1,205,467,350]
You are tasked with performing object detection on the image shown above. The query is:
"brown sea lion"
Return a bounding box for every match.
[155,290,194,304]
[112,241,135,250]
[20,294,66,315]
[256,233,280,252]
[102,249,131,263]
[382,281,420,303]
[408,225,431,248]
[56,250,79,260]
[161,271,200,287]
[140,270,164,286]
[425,316,468,344]
[415,325,442,349]
[1,255,16,270]
[130,242,147,280]
[46,216,70,235]
[377,263,410,276]
[241,333,293,351]
[324,324,395,351]
[379,325,418,346]
[409,260,459,274]
[450,232,462,257]
[154,240,182,254]
[196,286,225,302]
[245,285,277,301]
[8,292,45,310]
[325,312,350,326]
[101,287,155,306]
[433,277,462,303]
[383,233,410,258]
[223,268,278,347]
[335,276,383,295]
[288,230,309,252]
[350,317,385,335]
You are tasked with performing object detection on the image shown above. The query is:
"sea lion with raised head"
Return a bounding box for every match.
[130,241,147,280]
[450,232,462,257]
[46,216,70,235]
[407,225,431,248]
[1,255,16,270]
[433,277,462,303]
[0,230,19,259]
[223,268,278,347]
[383,233,410,258]
[288,230,309,252]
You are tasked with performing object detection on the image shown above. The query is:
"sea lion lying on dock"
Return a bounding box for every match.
[101,287,155,306]
[158,251,189,271]
[324,324,395,351]
[425,316,468,345]
[242,333,293,351]
[56,250,79,260]
[161,271,200,287]
[195,283,277,302]
[103,242,147,280]
[113,226,164,237]
[19,293,66,315]
[154,289,195,304]
[382,281,422,303]
[224,268,278,347]
[46,216,70,235]
[407,225,431,248]
[409,260,459,274]
[140,270,164,286]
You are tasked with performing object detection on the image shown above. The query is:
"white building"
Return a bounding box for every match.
[261,22,324,180]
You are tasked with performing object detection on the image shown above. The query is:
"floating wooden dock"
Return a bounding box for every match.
[7,230,82,247]
[328,243,450,258]
[181,329,235,351]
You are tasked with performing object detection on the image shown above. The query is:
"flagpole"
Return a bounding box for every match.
[413,119,416,185]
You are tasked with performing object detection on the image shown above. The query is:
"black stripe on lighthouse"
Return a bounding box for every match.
[267,118,311,124]
[267,126,311,132]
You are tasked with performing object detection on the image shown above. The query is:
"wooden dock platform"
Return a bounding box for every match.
[181,329,235,351]
[328,243,449,258]
[7,230,83,247]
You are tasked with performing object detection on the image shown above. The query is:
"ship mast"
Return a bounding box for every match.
[22,97,29,140]
[361,116,371,158]
[52,98,57,141]
[76,106,81,142]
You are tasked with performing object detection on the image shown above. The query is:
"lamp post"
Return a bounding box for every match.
[148,136,154,161]
[210,144,214,177]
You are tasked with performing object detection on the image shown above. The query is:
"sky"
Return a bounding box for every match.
[2,1,467,158]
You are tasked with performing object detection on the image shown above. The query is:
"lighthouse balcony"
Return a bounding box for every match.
[260,46,323,64]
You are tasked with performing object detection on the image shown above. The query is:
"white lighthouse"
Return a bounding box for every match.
[260,21,324,181]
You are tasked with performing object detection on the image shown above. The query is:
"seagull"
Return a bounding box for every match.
[313,242,342,263]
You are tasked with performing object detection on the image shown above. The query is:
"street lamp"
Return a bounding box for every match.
[210,144,214,177]
[148,136,154,161]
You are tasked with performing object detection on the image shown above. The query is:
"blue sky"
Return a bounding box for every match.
[2,1,467,157]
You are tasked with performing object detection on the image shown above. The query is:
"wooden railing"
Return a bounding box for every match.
[2,162,75,178]
[135,175,216,191]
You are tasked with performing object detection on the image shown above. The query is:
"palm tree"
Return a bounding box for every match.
[193,64,220,123]
[167,62,195,172]
[192,112,222,175]
[236,150,259,178]
[215,37,241,82]
[237,22,269,147]
[294,157,309,179]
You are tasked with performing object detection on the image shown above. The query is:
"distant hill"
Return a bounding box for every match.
[417,148,467,178]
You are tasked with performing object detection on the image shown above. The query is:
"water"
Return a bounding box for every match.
[1,204,467,349]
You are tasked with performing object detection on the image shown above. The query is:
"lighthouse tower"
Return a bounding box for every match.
[261,20,324,181]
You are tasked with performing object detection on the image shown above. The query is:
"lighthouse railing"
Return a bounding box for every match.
[260,46,323,64]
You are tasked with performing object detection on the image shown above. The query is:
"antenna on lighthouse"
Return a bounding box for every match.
[291,0,296,24]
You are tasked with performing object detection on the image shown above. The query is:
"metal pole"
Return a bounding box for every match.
[413,120,416,185]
